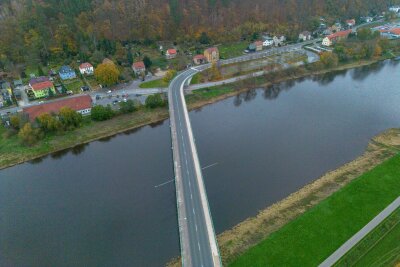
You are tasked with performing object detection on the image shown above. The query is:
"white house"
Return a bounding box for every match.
[299,31,312,41]
[364,17,373,23]
[389,6,400,13]
[79,62,94,75]
[322,37,333,46]
[273,35,286,47]
[263,38,274,47]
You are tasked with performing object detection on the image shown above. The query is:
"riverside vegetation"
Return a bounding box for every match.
[1,32,400,170]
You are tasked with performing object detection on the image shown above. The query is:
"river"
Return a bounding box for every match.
[1,60,400,266]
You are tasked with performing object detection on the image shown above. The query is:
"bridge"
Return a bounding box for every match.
[168,40,318,267]
[168,67,221,267]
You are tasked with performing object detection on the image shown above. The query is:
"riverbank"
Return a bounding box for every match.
[167,128,400,266]
[0,57,392,171]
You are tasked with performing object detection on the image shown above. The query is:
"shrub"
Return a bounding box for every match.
[91,105,114,121]
[145,94,166,109]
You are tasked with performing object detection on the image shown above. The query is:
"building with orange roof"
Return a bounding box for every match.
[23,95,93,121]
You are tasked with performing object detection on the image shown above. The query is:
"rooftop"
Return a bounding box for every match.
[23,95,92,121]
[79,62,93,69]
[31,81,54,91]
[132,61,146,69]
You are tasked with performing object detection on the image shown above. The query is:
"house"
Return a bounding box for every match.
[364,16,373,23]
[389,6,400,13]
[29,76,49,87]
[193,55,207,65]
[132,61,146,75]
[380,28,400,39]
[331,23,342,32]
[299,31,312,41]
[13,80,23,100]
[247,43,256,52]
[13,79,23,88]
[23,94,93,121]
[254,41,263,51]
[1,82,12,96]
[79,62,94,75]
[204,47,219,63]
[273,35,286,47]
[1,82,12,104]
[263,37,274,47]
[322,29,352,46]
[29,80,56,99]
[166,49,177,59]
[323,27,333,36]
[346,19,356,28]
[59,66,76,80]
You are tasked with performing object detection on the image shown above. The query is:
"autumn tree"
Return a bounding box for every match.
[320,52,339,68]
[36,113,61,133]
[94,62,120,86]
[18,123,42,146]
[10,115,21,130]
[58,107,83,130]
[163,69,177,83]
[210,62,222,81]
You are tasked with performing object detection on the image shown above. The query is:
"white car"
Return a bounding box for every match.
[107,90,112,94]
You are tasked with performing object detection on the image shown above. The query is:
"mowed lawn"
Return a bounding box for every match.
[349,208,400,267]
[229,154,400,267]
[218,42,248,59]
[139,78,169,88]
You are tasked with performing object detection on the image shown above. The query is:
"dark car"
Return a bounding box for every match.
[81,86,90,92]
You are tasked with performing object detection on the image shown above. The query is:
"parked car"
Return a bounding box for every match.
[95,95,101,100]
[107,90,112,94]
[81,86,90,92]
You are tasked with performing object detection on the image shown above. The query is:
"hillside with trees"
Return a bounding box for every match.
[0,0,399,73]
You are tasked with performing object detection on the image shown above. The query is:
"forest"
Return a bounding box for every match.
[0,0,399,72]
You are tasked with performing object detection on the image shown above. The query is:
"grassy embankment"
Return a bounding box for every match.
[335,207,400,267]
[0,56,396,171]
[228,151,400,266]
[139,78,169,88]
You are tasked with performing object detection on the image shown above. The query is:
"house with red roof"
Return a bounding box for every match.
[254,41,263,51]
[29,80,56,99]
[193,55,206,65]
[132,61,146,75]
[322,29,352,46]
[346,19,356,28]
[23,95,93,121]
[204,47,219,63]
[79,62,94,75]
[166,49,177,59]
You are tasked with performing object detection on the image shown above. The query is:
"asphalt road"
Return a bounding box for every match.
[169,69,221,267]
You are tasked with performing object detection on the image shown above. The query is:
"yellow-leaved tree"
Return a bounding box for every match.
[95,61,120,86]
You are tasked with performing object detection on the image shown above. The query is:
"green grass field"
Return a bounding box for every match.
[64,79,85,93]
[229,154,400,267]
[218,42,248,59]
[139,78,169,88]
[336,208,400,267]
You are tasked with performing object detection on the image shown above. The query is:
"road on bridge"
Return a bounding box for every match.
[169,69,221,267]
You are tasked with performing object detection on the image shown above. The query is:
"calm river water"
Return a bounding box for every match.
[1,60,400,266]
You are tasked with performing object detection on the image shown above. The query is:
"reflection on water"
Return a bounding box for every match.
[2,60,400,267]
